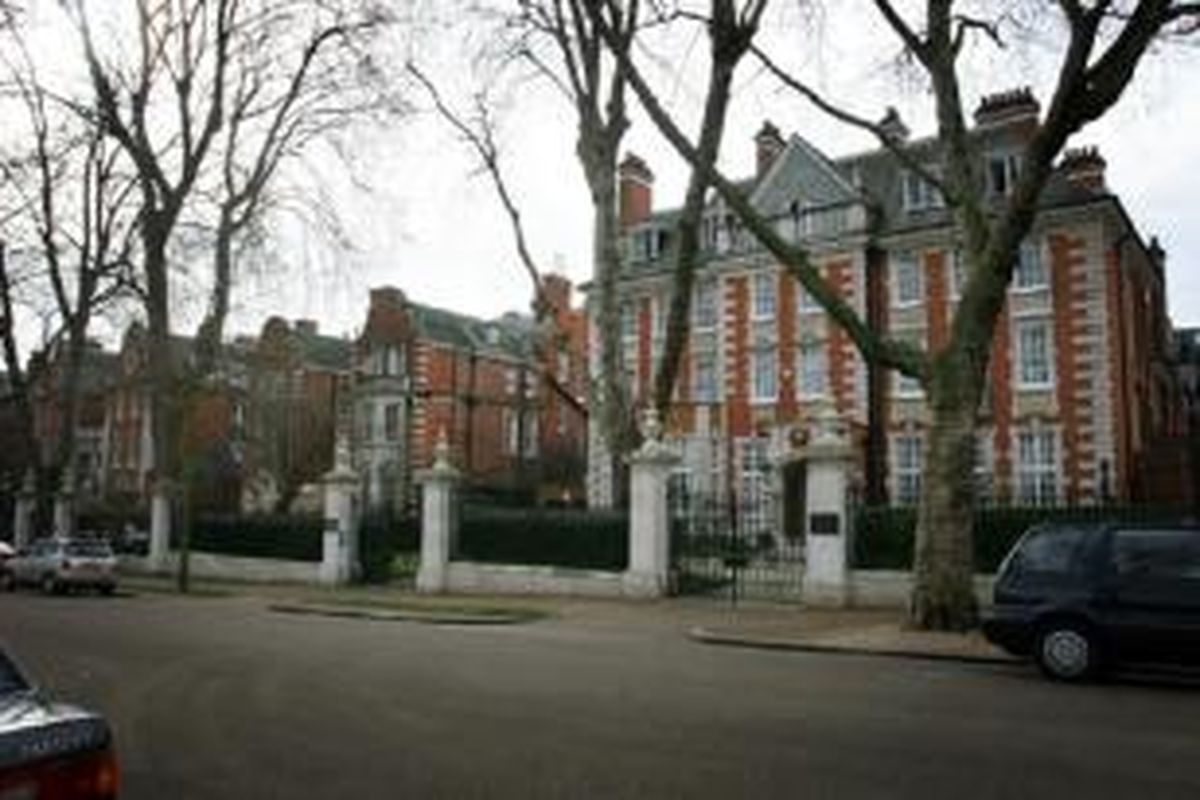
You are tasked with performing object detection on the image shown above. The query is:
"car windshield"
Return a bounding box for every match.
[65,541,113,558]
[0,651,30,696]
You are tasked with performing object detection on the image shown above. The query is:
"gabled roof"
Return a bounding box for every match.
[751,134,860,216]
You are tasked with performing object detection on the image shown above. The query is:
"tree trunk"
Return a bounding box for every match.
[583,139,636,505]
[909,347,984,630]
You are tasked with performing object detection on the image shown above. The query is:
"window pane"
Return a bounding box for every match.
[893,253,921,305]
[752,348,776,401]
[797,340,827,397]
[694,280,718,328]
[1017,321,1051,386]
[894,434,922,505]
[1016,430,1057,504]
[753,272,776,319]
[1014,240,1045,289]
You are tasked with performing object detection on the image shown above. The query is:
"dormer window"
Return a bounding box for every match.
[902,169,943,212]
[631,228,662,262]
[987,152,1021,197]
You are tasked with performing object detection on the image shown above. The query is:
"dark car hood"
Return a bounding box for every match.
[0,691,111,770]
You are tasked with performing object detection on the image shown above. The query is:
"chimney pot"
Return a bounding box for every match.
[974,86,1040,129]
[755,120,786,178]
[1061,146,1107,192]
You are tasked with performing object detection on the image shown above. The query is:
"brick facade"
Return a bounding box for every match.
[587,88,1189,511]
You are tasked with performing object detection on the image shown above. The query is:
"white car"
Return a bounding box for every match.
[1,537,118,595]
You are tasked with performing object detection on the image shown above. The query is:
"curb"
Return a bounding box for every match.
[687,626,1020,667]
[268,602,541,626]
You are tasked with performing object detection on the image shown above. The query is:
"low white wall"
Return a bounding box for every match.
[849,569,995,609]
[446,561,637,598]
[120,552,321,584]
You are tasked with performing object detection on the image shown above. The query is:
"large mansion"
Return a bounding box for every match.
[586,88,1191,524]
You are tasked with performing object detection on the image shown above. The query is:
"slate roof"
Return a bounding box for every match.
[408,303,535,360]
[751,134,860,216]
[615,119,1121,281]
[294,329,354,371]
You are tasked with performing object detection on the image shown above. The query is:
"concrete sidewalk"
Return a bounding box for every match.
[689,608,1018,665]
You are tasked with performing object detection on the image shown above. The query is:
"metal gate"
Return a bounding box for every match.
[669,482,806,602]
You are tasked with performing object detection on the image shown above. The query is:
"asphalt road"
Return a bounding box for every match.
[3,591,1199,799]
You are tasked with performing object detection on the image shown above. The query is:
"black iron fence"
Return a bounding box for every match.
[853,503,1194,573]
[186,513,325,562]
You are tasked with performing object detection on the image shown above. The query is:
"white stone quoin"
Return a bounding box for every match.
[13,469,36,549]
[53,467,76,539]
[148,478,174,572]
[321,433,360,586]
[801,401,855,607]
[623,409,679,598]
[416,430,460,594]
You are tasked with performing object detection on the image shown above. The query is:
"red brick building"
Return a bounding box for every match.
[101,324,248,511]
[587,88,1189,518]
[353,276,588,513]
[25,339,116,499]
[240,317,353,512]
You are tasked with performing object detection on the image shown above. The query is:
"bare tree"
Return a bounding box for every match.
[65,0,394,590]
[406,62,588,489]
[66,0,239,506]
[499,0,641,506]
[595,0,1200,628]
[0,14,138,522]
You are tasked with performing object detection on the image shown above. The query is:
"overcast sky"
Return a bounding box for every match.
[60,3,1200,345]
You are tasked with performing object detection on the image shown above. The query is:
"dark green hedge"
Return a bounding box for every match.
[189,514,324,562]
[457,505,628,571]
[359,511,420,583]
[853,504,1191,573]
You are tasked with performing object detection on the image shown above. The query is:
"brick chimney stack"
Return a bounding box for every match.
[618,153,654,228]
[755,121,786,179]
[369,286,407,311]
[1060,146,1107,193]
[974,87,1040,131]
[542,274,573,316]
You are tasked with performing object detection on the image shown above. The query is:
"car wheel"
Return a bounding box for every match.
[40,573,61,595]
[98,584,116,597]
[0,571,14,592]
[1035,620,1099,682]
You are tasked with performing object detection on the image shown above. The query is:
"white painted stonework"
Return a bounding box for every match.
[321,436,360,586]
[148,480,173,573]
[415,432,459,594]
[801,403,854,608]
[120,553,320,584]
[624,410,679,598]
